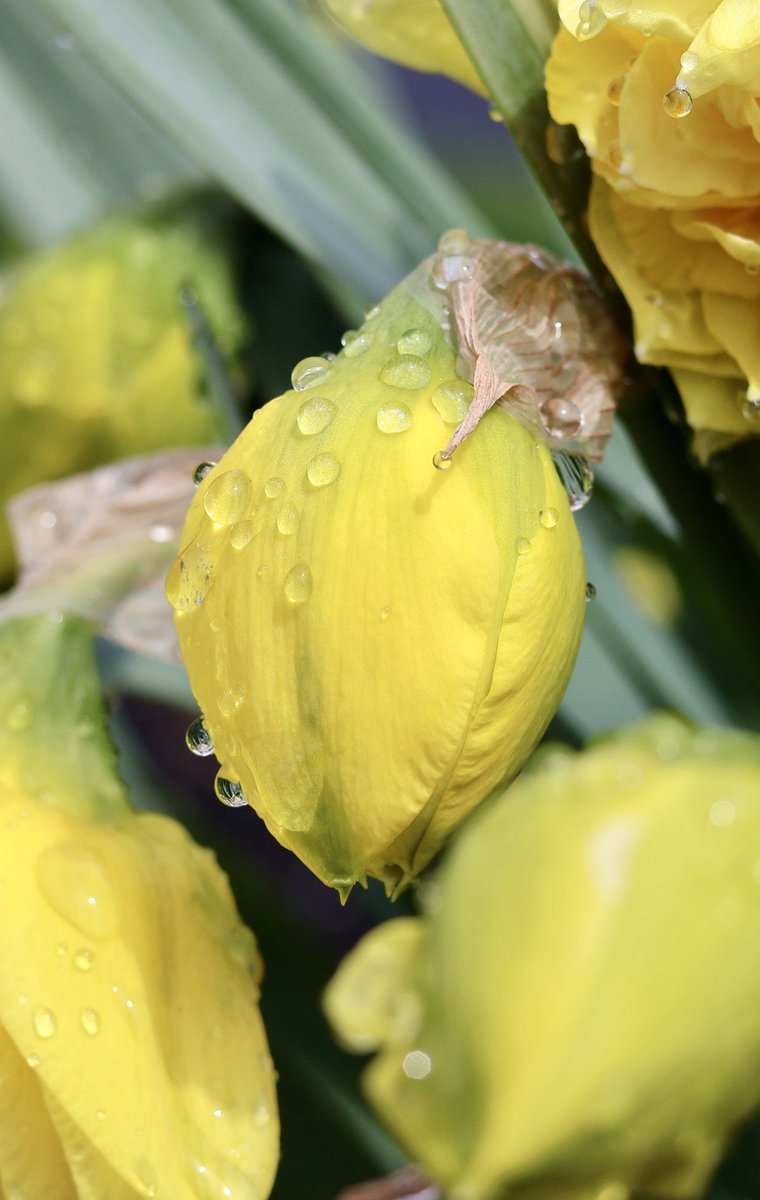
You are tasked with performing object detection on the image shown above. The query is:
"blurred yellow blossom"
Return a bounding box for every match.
[170,235,595,896]
[323,0,483,91]
[547,1,760,457]
[0,200,242,583]
[0,614,279,1200]
[326,713,760,1200]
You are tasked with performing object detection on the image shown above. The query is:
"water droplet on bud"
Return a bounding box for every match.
[377,403,413,433]
[307,453,341,487]
[291,356,334,391]
[186,715,215,757]
[432,451,452,471]
[296,396,337,435]
[192,462,216,486]
[284,564,313,604]
[380,356,431,390]
[540,397,583,438]
[214,774,248,808]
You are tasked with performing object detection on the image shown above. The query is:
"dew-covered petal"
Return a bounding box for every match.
[0,793,278,1200]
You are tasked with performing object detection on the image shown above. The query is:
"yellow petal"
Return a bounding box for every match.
[173,244,587,892]
[0,1024,77,1200]
[681,0,760,99]
[323,0,485,93]
[0,616,278,1200]
[671,367,748,435]
[327,715,760,1200]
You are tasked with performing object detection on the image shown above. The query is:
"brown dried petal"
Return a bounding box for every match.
[2,447,224,661]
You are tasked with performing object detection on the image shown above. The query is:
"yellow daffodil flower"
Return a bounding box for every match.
[170,234,605,896]
[0,200,242,583]
[546,1,760,455]
[323,0,484,92]
[325,713,760,1200]
[0,614,279,1200]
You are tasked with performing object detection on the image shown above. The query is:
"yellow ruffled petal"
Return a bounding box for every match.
[679,0,760,100]
[172,242,588,893]
[327,715,760,1200]
[588,179,733,369]
[323,0,485,92]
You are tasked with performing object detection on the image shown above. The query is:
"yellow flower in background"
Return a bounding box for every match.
[322,0,484,92]
[0,198,242,584]
[547,1,760,458]
[170,237,589,897]
[0,615,279,1200]
[325,714,760,1200]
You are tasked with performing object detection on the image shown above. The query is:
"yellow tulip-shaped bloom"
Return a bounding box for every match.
[325,714,760,1200]
[0,615,278,1200]
[171,236,596,895]
[0,199,241,582]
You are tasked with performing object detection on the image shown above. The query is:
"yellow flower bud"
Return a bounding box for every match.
[0,615,278,1200]
[171,236,593,895]
[0,201,242,582]
[325,714,760,1200]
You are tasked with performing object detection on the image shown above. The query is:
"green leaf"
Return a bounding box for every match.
[31,0,491,301]
[0,615,128,819]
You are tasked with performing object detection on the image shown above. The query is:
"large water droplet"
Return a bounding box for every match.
[432,254,475,289]
[218,685,246,718]
[380,355,432,390]
[214,774,248,808]
[284,563,313,604]
[540,397,583,438]
[186,715,215,757]
[397,328,432,356]
[81,1007,100,1036]
[264,476,285,499]
[297,395,337,435]
[431,379,474,424]
[166,536,215,611]
[291,356,333,391]
[193,461,216,486]
[376,403,413,433]
[203,470,252,526]
[540,508,559,529]
[663,85,692,118]
[307,453,341,487]
[552,452,595,511]
[277,505,299,535]
[36,844,120,939]
[229,519,257,550]
[34,1007,57,1039]
[576,0,606,37]
[342,330,373,358]
[73,947,95,972]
